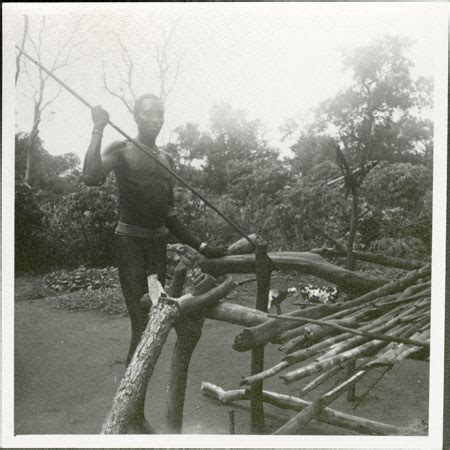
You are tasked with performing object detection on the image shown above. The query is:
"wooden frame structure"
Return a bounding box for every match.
[101,247,429,435]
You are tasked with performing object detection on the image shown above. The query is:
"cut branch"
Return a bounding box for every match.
[200,382,421,436]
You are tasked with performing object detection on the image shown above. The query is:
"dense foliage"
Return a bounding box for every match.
[15,35,433,273]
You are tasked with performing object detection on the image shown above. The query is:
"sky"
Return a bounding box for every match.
[6,2,446,162]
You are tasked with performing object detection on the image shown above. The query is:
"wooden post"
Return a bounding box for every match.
[229,409,235,434]
[250,238,271,433]
[166,315,204,433]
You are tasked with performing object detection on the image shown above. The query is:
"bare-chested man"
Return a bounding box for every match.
[82,94,225,432]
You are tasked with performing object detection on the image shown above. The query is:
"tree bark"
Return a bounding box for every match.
[102,298,180,434]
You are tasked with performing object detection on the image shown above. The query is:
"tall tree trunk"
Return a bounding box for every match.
[25,102,41,186]
[346,185,359,270]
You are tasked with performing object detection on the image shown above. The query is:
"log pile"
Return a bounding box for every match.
[237,265,430,388]
[223,263,431,435]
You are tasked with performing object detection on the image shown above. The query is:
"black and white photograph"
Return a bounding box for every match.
[2,2,448,448]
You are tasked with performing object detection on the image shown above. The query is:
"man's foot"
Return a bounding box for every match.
[127,417,157,434]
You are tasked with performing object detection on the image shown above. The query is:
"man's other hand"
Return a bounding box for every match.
[92,105,110,131]
[200,245,227,259]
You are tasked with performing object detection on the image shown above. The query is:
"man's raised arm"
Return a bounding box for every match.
[82,106,121,186]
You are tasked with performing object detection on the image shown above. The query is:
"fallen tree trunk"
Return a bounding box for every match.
[200,382,421,436]
[200,252,388,293]
[311,247,427,271]
[101,276,235,434]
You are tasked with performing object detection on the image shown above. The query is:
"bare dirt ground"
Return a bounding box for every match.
[14,275,429,435]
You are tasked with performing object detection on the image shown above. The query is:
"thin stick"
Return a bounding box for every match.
[267,314,429,349]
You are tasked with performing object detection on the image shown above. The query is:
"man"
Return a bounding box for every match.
[82,94,226,432]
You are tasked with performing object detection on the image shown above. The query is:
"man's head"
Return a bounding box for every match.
[134,94,164,141]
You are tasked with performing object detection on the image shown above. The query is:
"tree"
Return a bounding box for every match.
[288,132,336,176]
[360,162,432,254]
[18,15,84,186]
[287,35,433,267]
[15,132,80,201]
[319,35,433,166]
[195,103,272,194]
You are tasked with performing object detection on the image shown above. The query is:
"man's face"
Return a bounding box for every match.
[135,98,164,139]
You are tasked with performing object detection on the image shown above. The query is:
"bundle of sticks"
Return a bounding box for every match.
[239,264,430,388]
[229,264,431,434]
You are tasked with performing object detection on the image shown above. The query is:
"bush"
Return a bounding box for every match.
[360,162,432,251]
[42,178,119,268]
[15,182,48,273]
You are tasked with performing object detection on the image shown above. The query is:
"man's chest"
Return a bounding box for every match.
[117,147,172,183]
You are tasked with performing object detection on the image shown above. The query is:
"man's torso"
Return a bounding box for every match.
[113,142,174,230]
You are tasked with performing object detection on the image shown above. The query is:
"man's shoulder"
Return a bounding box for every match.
[103,140,128,155]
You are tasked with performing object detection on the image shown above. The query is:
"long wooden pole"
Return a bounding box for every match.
[250,239,271,432]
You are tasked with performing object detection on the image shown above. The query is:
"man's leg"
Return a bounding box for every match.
[116,235,149,366]
[116,234,155,432]
[127,237,168,432]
